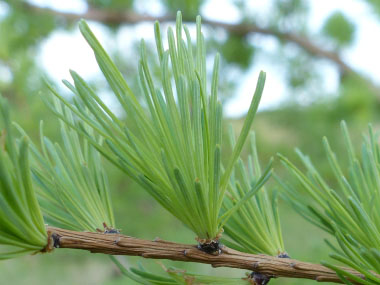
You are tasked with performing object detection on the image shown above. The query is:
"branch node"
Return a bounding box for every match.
[42,231,61,253]
[52,233,61,248]
[291,263,303,270]
[277,252,290,258]
[102,222,120,234]
[249,272,274,285]
[45,226,369,283]
[113,237,121,245]
[196,240,223,255]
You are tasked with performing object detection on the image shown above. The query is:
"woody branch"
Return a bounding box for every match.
[47,227,365,284]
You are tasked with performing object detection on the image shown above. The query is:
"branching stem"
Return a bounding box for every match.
[47,227,365,284]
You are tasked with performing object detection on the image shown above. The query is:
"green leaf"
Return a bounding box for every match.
[50,13,268,240]
[0,95,47,259]
[279,121,380,280]
[224,133,285,256]
[26,100,116,232]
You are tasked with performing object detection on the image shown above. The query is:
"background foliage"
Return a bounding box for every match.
[1,0,380,284]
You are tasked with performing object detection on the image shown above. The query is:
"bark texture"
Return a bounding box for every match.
[47,227,365,284]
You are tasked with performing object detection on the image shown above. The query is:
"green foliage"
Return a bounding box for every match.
[220,35,254,69]
[364,0,380,19]
[87,0,134,10]
[224,132,284,256]
[275,0,308,18]
[323,12,355,47]
[0,1,57,135]
[0,4,377,283]
[286,53,316,89]
[0,0,370,129]
[0,2,55,53]
[19,98,115,232]
[278,121,380,283]
[111,257,250,285]
[163,0,203,17]
[337,73,378,123]
[0,96,47,259]
[50,13,268,241]
[270,0,309,31]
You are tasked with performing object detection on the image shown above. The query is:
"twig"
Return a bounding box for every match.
[47,226,365,284]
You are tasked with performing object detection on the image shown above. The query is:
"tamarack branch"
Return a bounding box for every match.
[46,227,365,284]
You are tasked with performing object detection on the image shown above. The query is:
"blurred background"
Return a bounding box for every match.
[1,0,380,284]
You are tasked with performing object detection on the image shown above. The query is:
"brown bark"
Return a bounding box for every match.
[47,226,365,284]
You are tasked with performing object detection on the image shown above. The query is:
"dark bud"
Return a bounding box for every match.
[104,228,120,234]
[249,272,272,285]
[102,222,120,234]
[197,240,222,255]
[277,252,290,258]
[52,233,61,248]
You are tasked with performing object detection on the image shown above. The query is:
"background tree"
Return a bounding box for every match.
[1,0,380,284]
